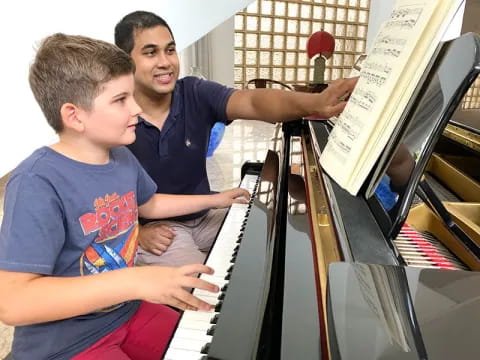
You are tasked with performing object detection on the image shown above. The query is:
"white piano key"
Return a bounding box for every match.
[181,309,216,322]
[192,293,219,303]
[177,318,212,331]
[163,348,203,360]
[199,274,228,285]
[173,328,212,342]
[169,337,207,352]
[193,289,220,298]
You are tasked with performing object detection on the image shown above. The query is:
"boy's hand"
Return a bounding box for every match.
[213,188,250,208]
[139,264,219,311]
[138,223,175,256]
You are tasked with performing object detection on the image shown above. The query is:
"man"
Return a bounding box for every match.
[114,11,357,267]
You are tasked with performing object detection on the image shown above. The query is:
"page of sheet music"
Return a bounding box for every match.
[319,0,462,194]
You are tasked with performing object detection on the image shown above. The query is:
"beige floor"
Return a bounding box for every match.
[0,119,275,359]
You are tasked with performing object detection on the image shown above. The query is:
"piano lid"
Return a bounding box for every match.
[328,262,480,360]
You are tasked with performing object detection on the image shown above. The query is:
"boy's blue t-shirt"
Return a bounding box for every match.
[0,146,157,360]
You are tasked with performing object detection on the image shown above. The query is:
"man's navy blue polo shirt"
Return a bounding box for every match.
[127,76,235,222]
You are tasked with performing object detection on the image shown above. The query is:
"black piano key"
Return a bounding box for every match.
[214,301,223,312]
[210,314,219,324]
[201,343,211,354]
[207,325,216,336]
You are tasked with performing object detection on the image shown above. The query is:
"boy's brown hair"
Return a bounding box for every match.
[29,33,134,133]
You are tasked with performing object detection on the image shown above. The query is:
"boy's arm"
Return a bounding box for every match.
[138,188,250,219]
[0,264,218,326]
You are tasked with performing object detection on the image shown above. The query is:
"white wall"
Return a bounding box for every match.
[178,16,235,86]
[0,0,253,177]
[209,17,235,87]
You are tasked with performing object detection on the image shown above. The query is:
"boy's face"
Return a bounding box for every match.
[81,73,141,147]
[130,25,179,97]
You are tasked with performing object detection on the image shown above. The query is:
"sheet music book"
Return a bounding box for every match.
[320,0,464,195]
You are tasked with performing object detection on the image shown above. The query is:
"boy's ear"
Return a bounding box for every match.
[60,103,84,132]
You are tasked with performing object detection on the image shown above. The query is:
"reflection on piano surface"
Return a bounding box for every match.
[328,262,480,360]
[164,34,480,359]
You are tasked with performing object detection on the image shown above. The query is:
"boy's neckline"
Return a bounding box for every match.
[48,142,111,165]
[44,145,116,170]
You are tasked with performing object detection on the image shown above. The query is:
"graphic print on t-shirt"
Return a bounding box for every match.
[78,191,139,275]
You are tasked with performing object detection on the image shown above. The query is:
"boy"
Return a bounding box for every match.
[0,33,248,360]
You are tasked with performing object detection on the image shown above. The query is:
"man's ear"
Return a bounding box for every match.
[60,103,84,132]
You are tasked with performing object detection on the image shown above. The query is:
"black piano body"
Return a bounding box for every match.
[165,33,480,360]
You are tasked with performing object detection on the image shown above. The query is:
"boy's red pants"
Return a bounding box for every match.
[72,301,179,360]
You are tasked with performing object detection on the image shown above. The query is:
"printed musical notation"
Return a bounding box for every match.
[384,6,423,30]
[338,112,361,141]
[349,88,378,112]
[363,62,393,76]
[371,47,402,58]
[370,30,408,59]
[391,7,423,20]
[361,70,387,87]
[377,35,407,47]
[384,18,417,30]
[327,131,350,162]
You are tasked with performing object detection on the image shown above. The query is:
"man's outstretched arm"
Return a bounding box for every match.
[226,77,358,123]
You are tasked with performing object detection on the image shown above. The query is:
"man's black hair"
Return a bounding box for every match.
[114,11,174,54]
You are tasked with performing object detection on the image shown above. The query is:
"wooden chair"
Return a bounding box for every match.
[245,78,293,90]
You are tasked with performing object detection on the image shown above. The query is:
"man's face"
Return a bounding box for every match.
[130,25,179,97]
[80,74,141,147]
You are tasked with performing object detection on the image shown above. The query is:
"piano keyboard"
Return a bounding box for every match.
[393,224,467,270]
[164,173,260,360]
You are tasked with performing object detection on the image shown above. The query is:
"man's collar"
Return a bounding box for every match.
[137,116,155,127]
[169,80,181,117]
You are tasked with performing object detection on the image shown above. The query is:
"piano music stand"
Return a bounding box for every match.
[363,32,480,241]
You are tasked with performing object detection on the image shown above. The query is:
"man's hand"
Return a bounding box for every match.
[313,77,358,119]
[138,223,176,255]
[137,264,220,311]
[212,188,250,208]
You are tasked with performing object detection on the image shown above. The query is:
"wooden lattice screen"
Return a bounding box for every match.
[462,77,480,109]
[234,0,371,89]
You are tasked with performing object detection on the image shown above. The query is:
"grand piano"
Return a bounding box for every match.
[163,32,480,360]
